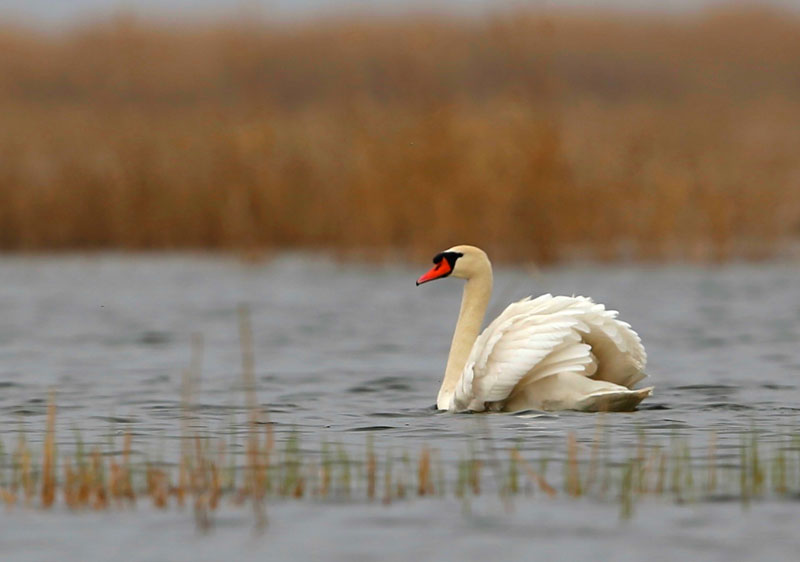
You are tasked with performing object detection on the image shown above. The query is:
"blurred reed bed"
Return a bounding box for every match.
[3,393,800,528]
[1,7,799,261]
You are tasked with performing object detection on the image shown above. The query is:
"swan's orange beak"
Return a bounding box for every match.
[416,260,452,285]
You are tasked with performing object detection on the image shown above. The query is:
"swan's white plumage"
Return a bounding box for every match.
[446,294,649,412]
[418,245,651,412]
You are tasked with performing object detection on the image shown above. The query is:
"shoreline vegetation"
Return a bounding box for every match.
[4,394,800,530]
[2,310,799,529]
[1,6,799,263]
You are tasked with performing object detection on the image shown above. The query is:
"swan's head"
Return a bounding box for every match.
[416,245,490,285]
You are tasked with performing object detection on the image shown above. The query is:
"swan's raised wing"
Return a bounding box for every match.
[449,294,647,412]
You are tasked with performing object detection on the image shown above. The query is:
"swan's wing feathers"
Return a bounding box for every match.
[576,298,646,363]
[452,294,648,411]
[454,295,587,410]
[577,302,647,385]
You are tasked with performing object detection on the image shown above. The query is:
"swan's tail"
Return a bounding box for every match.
[574,386,653,412]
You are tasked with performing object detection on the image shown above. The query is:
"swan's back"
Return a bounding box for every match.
[449,294,648,412]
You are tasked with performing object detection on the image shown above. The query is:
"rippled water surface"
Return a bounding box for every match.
[2,255,800,561]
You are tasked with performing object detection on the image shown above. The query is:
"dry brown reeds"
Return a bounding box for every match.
[3,394,800,526]
[1,7,799,262]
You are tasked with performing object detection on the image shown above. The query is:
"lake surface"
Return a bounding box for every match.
[1,254,800,561]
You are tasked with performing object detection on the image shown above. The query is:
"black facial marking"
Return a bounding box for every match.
[432,251,463,272]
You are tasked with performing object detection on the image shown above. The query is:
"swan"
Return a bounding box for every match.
[416,245,652,412]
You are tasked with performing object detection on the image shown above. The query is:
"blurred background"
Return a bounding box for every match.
[4,5,800,558]
[1,0,799,263]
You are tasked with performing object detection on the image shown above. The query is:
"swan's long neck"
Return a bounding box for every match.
[437,262,493,409]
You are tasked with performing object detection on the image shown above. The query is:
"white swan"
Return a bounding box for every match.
[416,245,652,412]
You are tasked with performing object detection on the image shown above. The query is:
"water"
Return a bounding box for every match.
[1,254,800,560]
